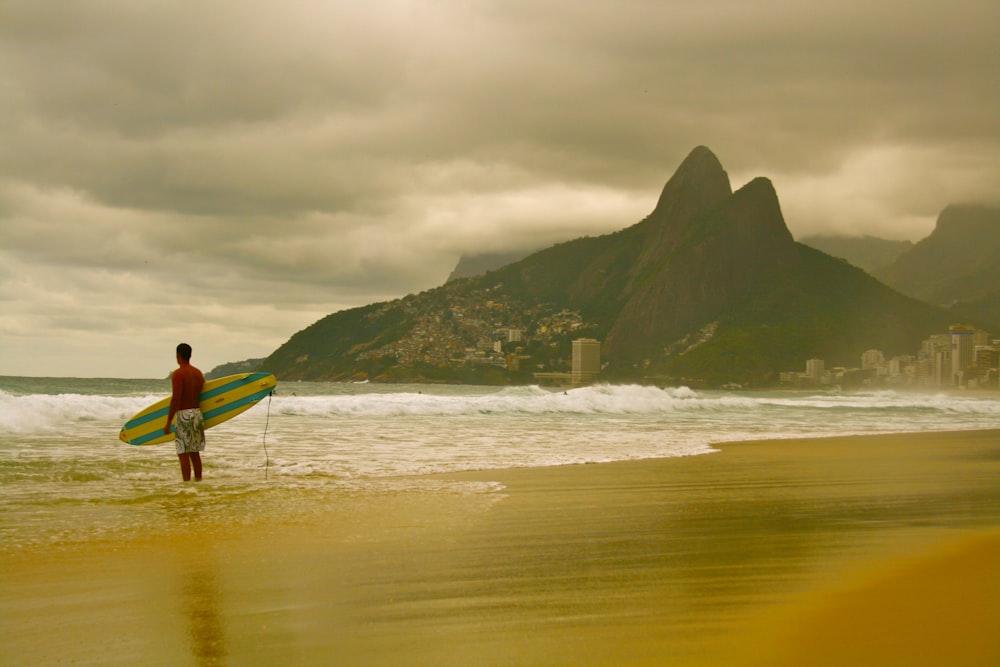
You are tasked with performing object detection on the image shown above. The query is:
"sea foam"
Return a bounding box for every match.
[3,384,998,436]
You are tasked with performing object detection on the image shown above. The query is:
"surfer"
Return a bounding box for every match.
[165,343,207,481]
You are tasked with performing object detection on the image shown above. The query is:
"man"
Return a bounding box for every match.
[165,343,206,481]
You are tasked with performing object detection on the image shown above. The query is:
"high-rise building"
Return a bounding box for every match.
[975,346,999,372]
[805,358,825,384]
[915,357,936,386]
[933,345,951,386]
[950,325,977,385]
[861,349,884,371]
[572,338,601,385]
[919,333,951,386]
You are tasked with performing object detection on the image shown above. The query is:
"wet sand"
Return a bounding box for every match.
[2,429,999,666]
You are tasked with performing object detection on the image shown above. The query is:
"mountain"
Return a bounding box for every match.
[874,204,1000,330]
[446,250,537,282]
[799,235,913,273]
[206,358,267,379]
[262,146,953,386]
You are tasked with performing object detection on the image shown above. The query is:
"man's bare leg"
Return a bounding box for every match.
[190,452,202,481]
[178,453,192,481]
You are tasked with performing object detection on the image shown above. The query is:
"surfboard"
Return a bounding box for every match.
[119,372,278,446]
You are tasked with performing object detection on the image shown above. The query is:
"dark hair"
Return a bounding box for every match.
[176,343,193,361]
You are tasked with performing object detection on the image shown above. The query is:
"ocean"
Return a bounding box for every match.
[2,376,998,554]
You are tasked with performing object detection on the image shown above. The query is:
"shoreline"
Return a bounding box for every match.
[463,425,1000,473]
[3,428,999,665]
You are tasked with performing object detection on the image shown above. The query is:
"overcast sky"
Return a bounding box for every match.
[2,0,998,378]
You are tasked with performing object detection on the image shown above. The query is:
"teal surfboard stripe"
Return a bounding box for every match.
[128,385,274,445]
[201,372,271,401]
[124,373,271,431]
[125,406,169,430]
[202,386,274,421]
[131,426,174,446]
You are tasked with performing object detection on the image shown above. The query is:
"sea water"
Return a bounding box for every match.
[1,376,998,552]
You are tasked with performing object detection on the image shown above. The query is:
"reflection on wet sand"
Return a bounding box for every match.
[181,566,228,666]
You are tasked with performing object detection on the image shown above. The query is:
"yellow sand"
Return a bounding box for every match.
[2,429,998,666]
[730,528,1000,667]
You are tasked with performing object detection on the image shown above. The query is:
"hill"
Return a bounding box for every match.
[206,358,267,380]
[874,204,1000,330]
[262,147,954,386]
[446,250,537,282]
[799,235,913,273]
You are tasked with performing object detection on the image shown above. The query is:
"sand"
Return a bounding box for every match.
[2,429,999,666]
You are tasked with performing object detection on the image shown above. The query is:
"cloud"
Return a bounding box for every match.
[0,0,997,376]
[773,144,1000,240]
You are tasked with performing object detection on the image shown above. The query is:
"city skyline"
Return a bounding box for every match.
[784,324,999,389]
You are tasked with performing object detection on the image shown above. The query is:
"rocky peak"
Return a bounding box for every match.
[647,145,732,224]
[620,146,734,288]
[931,204,999,238]
[722,177,795,248]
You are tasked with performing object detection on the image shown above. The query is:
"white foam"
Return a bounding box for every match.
[3,383,999,479]
[5,383,997,439]
[0,390,155,434]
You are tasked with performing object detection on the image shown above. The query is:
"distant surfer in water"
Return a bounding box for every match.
[165,343,206,481]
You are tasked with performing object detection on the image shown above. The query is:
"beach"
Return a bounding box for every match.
[2,428,998,666]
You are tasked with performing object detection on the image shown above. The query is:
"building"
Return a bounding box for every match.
[975,345,999,370]
[571,338,601,385]
[974,345,999,388]
[779,371,799,384]
[919,333,951,386]
[950,325,975,384]
[861,349,886,381]
[805,358,825,385]
[861,349,884,371]
[777,326,994,390]
[948,324,990,386]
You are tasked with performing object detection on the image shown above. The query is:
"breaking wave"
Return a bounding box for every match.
[2,383,998,436]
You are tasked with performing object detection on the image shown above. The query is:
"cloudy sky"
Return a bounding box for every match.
[2,0,998,378]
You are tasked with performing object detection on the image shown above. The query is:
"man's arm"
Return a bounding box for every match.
[164,371,180,435]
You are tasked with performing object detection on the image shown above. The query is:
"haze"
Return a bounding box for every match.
[1,0,997,378]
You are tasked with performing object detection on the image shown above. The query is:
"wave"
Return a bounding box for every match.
[754,390,1000,414]
[2,385,998,436]
[0,390,157,434]
[276,384,710,419]
[273,385,1000,419]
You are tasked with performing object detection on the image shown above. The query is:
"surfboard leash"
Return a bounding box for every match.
[262,389,274,480]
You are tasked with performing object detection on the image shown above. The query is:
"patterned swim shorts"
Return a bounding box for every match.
[174,408,206,455]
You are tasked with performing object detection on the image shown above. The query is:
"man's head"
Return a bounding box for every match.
[176,343,193,362]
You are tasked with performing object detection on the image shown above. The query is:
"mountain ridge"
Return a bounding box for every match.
[799,235,913,273]
[875,204,1000,330]
[876,204,1000,302]
[446,250,539,283]
[261,147,955,386]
